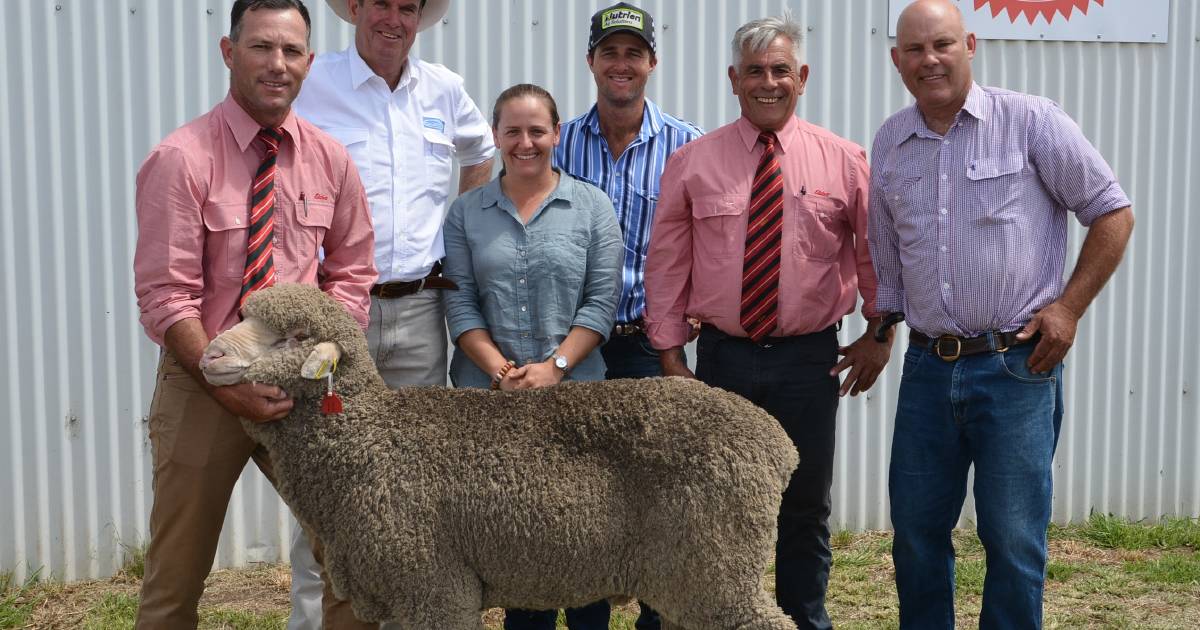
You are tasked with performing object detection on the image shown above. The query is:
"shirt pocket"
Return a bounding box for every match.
[691,194,744,260]
[966,153,1026,223]
[423,128,456,205]
[292,200,335,265]
[324,128,372,189]
[880,171,928,246]
[793,194,847,262]
[201,202,249,278]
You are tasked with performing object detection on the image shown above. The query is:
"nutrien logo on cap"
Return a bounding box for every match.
[602,8,645,31]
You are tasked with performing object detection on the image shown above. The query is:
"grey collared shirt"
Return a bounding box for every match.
[443,172,623,387]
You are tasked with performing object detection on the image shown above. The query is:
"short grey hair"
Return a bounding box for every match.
[730,12,805,68]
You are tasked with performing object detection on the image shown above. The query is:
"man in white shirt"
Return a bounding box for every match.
[288,1,494,626]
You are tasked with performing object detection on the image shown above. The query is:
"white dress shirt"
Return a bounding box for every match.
[295,46,495,282]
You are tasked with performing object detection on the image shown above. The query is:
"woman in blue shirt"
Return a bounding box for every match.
[443,84,623,392]
[441,83,622,629]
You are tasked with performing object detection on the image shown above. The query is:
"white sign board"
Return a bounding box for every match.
[888,0,1170,43]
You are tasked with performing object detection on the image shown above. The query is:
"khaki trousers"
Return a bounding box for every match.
[134,352,377,629]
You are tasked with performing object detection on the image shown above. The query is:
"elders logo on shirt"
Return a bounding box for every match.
[976,0,1102,24]
[602,8,645,31]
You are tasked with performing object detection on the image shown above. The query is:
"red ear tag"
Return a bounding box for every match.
[321,373,344,415]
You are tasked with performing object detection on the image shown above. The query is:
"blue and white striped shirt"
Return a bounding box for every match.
[554,99,702,324]
[868,83,1130,337]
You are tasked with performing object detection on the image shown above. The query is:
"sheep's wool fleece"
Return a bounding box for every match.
[234,285,800,629]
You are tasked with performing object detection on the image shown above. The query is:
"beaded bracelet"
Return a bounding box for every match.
[490,359,517,390]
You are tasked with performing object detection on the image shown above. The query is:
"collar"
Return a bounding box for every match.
[900,82,990,145]
[348,44,416,91]
[220,93,300,153]
[583,98,665,142]
[734,114,799,154]
[479,168,572,210]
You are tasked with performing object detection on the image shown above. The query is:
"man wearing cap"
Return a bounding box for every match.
[551,5,701,629]
[644,13,890,630]
[132,0,376,628]
[288,0,494,627]
[555,3,702,383]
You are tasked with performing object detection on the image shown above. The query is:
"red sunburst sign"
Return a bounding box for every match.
[975,0,1104,25]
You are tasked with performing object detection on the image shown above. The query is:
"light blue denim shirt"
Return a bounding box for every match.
[443,171,624,388]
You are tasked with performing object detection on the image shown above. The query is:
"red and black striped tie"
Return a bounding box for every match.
[240,127,282,309]
[740,132,784,343]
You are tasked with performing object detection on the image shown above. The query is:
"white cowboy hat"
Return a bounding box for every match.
[324,0,449,32]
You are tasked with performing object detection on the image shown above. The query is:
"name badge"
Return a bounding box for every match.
[422,117,445,134]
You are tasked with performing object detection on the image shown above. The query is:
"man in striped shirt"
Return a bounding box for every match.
[870,1,1134,627]
[554,2,702,384]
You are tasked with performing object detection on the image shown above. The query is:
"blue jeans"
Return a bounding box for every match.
[602,331,663,630]
[503,600,610,630]
[890,339,1064,629]
[696,325,839,630]
[601,331,662,379]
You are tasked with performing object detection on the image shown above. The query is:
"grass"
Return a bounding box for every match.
[5,516,1198,629]
[0,571,46,628]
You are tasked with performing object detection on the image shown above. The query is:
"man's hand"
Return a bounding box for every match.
[1016,301,1078,373]
[506,360,564,390]
[210,382,293,423]
[831,327,892,397]
[659,346,696,379]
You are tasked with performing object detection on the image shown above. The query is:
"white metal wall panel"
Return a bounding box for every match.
[2,0,1196,582]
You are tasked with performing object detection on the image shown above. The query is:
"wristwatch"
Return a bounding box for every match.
[551,351,571,376]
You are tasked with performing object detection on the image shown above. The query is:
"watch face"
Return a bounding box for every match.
[555,355,568,369]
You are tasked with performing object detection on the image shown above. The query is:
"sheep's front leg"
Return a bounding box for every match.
[300,342,342,379]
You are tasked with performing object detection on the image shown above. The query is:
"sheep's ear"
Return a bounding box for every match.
[300,341,343,380]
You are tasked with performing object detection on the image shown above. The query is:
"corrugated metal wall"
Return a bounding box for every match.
[2,0,1196,583]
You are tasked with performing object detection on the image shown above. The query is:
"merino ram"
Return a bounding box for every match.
[199,283,799,630]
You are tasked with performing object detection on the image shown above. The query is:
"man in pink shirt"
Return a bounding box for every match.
[644,14,891,630]
[131,1,376,627]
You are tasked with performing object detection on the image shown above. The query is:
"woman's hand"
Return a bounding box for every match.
[506,360,565,390]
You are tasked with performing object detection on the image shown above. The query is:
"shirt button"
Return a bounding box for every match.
[519,277,525,284]
[940,174,948,181]
[519,249,526,256]
[940,245,947,252]
[235,217,242,225]
[943,282,951,290]
[520,305,527,312]
[893,195,899,201]
[939,208,948,215]
[943,140,950,145]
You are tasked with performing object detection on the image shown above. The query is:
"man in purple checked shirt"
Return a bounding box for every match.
[869,1,1134,628]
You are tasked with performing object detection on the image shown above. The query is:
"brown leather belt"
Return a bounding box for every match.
[612,319,646,336]
[370,262,458,299]
[910,329,1036,362]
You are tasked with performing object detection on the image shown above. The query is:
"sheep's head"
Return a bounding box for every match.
[199,284,379,400]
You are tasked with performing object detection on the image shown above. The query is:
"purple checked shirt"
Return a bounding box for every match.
[868,83,1130,338]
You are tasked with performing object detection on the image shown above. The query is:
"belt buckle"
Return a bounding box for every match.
[934,335,962,362]
[994,331,1010,353]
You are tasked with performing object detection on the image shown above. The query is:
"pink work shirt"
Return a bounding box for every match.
[645,115,879,349]
[134,94,376,346]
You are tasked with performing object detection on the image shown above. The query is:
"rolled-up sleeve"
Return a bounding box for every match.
[133,146,206,346]
[441,195,489,342]
[867,135,905,315]
[571,187,623,340]
[319,152,377,330]
[1030,102,1131,227]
